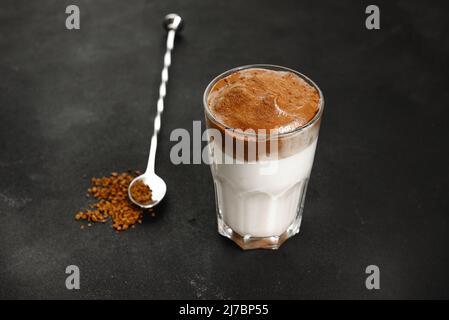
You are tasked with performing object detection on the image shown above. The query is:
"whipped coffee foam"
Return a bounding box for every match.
[207,68,320,134]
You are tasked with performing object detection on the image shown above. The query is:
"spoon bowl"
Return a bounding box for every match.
[128,174,167,209]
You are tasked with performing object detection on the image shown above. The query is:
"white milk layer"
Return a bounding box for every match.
[210,139,318,237]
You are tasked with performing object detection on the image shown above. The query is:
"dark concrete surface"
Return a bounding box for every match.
[0,0,448,299]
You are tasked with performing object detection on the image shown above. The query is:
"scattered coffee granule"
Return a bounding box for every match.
[75,172,154,231]
[130,180,153,205]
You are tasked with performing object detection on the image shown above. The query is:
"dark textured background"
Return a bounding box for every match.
[0,0,448,299]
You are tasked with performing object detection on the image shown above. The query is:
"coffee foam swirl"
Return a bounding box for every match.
[207,68,320,134]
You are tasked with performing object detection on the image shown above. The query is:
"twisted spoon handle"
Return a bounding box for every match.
[146,14,183,174]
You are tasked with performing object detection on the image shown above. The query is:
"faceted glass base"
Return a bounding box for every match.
[217,212,303,250]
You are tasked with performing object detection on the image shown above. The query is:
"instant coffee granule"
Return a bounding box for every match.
[130,180,153,205]
[75,172,155,231]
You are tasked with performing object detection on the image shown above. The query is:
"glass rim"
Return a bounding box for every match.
[203,64,324,138]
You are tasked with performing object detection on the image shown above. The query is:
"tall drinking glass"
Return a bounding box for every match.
[203,64,324,249]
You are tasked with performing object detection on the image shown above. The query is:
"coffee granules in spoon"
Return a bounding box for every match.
[75,172,155,231]
[130,180,153,205]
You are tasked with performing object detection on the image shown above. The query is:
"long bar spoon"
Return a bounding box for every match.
[128,13,183,208]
